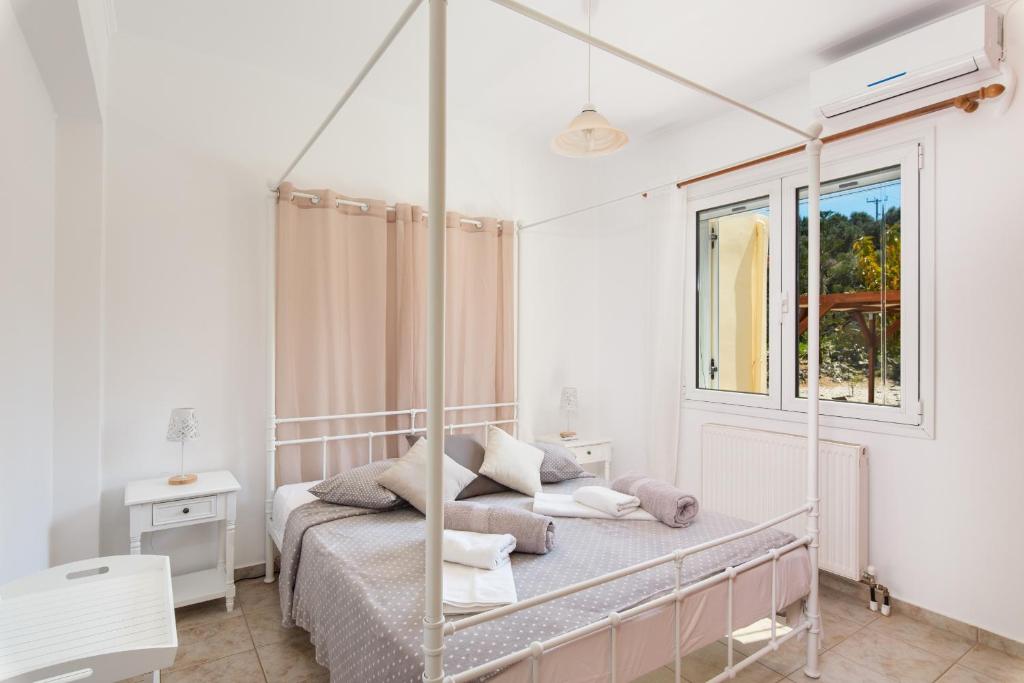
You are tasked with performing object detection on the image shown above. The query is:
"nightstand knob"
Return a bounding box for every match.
[586,450,592,455]
[182,507,190,514]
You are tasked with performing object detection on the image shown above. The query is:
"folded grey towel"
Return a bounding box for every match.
[444,501,555,554]
[611,474,700,528]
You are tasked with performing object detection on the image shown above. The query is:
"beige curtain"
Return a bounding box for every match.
[275,183,515,483]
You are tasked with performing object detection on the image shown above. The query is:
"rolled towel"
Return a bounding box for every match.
[442,529,516,570]
[611,474,700,528]
[444,501,555,555]
[572,486,641,518]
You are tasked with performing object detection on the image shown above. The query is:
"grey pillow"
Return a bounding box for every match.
[532,441,594,483]
[405,434,508,499]
[308,461,406,510]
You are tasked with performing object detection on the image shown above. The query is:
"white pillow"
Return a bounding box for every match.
[376,437,477,514]
[479,426,545,495]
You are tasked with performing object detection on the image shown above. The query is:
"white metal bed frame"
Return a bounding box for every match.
[265,0,826,681]
[263,401,518,573]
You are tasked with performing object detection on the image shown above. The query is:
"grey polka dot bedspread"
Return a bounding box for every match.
[277,478,796,682]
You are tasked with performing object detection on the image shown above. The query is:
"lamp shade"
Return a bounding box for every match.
[560,387,579,412]
[552,105,629,158]
[166,408,199,442]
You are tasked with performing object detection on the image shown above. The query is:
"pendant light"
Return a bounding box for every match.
[551,0,628,157]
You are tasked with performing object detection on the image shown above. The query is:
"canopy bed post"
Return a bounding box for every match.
[423,0,448,680]
[265,191,277,584]
[803,123,824,679]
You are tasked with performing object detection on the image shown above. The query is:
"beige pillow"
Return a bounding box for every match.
[479,426,545,495]
[376,437,477,514]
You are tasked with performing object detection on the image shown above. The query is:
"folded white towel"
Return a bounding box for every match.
[572,485,641,517]
[442,561,517,614]
[442,529,516,570]
[533,492,656,521]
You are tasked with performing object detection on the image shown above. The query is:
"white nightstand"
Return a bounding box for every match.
[124,470,241,611]
[538,436,613,479]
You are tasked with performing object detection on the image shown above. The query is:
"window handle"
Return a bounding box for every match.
[709,358,718,380]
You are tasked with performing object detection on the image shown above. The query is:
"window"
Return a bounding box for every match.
[795,167,902,407]
[696,196,770,395]
[688,143,923,426]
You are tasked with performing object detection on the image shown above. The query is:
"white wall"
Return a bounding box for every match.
[519,11,1024,641]
[97,31,522,572]
[0,0,56,583]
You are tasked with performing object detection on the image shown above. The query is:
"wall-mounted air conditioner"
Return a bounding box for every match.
[811,5,1003,119]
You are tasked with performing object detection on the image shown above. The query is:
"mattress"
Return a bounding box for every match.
[269,480,321,548]
[278,478,811,683]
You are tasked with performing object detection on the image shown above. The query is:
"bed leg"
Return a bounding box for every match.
[151,670,160,683]
[264,501,275,583]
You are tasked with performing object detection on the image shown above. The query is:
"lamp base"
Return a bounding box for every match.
[168,473,198,486]
[559,430,577,440]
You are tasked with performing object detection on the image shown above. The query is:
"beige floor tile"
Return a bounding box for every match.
[818,587,878,627]
[631,666,678,683]
[163,650,265,683]
[787,651,898,682]
[246,604,308,648]
[257,638,330,683]
[958,645,1024,682]
[820,611,864,650]
[832,628,953,682]
[170,612,254,672]
[237,578,280,614]
[679,642,783,683]
[865,614,974,660]
[174,598,238,629]
[936,664,1001,682]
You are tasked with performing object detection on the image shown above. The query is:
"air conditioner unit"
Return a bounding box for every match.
[811,5,1002,119]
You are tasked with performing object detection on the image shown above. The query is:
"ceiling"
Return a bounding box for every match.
[113,0,982,145]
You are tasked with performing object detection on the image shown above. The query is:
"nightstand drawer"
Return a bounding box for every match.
[570,443,611,464]
[153,495,217,526]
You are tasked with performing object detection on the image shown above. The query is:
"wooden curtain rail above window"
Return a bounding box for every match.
[674,83,1007,190]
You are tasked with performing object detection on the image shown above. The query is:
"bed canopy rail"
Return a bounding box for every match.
[520,82,1007,230]
[268,0,825,679]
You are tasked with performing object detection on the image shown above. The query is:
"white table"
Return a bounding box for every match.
[538,435,613,479]
[0,555,177,683]
[125,470,240,611]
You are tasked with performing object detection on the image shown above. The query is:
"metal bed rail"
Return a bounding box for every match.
[263,402,518,582]
[445,505,814,683]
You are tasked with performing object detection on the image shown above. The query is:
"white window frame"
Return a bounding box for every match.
[685,181,781,410]
[781,144,922,425]
[683,131,933,435]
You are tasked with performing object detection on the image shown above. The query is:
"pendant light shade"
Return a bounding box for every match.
[552,0,627,157]
[552,103,629,157]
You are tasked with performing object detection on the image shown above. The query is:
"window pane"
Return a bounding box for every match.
[696,197,770,394]
[797,166,901,406]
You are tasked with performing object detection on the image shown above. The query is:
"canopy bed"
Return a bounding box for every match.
[262,1,1006,681]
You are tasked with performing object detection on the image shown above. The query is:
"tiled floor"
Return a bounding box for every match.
[124,580,1024,683]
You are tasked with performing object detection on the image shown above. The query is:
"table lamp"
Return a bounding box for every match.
[560,387,578,440]
[166,408,199,485]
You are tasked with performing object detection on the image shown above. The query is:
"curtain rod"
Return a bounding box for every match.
[277,190,487,228]
[519,83,1006,231]
[271,0,424,189]
[674,83,1007,189]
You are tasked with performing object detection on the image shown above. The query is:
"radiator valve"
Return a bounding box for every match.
[860,565,891,616]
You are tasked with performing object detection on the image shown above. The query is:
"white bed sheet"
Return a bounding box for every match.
[269,480,321,548]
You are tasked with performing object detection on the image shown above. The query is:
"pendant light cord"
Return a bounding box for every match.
[587,0,592,103]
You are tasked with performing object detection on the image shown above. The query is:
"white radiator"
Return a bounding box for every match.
[701,424,868,580]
